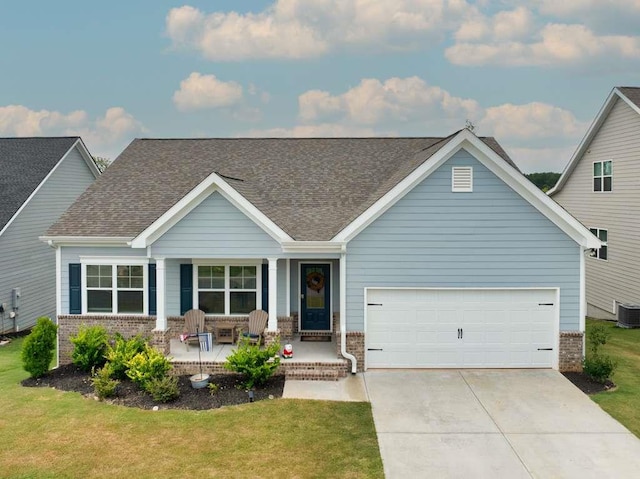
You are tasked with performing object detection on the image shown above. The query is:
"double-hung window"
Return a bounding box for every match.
[593,160,612,192]
[196,263,259,315]
[589,228,608,260]
[83,259,148,314]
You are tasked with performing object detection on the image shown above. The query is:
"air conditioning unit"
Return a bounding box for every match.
[618,303,640,328]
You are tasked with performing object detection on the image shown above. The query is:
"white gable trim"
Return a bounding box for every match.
[0,139,99,239]
[333,129,601,249]
[549,87,639,196]
[130,171,293,248]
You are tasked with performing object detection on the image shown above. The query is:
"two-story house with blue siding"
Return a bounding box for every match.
[42,129,599,373]
[0,137,99,333]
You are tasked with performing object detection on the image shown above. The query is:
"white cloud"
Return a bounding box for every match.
[479,102,587,140]
[537,0,640,18]
[173,72,244,111]
[299,76,481,126]
[455,6,534,42]
[242,123,377,138]
[165,1,473,60]
[0,104,145,159]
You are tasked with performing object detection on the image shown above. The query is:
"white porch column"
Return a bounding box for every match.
[155,257,167,330]
[267,257,278,331]
[285,258,291,317]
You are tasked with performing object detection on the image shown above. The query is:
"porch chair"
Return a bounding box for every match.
[238,309,269,346]
[183,308,206,351]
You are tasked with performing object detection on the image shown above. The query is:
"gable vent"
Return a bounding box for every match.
[452,167,473,192]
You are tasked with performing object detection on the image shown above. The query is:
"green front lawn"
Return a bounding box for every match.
[587,318,640,437]
[0,338,383,478]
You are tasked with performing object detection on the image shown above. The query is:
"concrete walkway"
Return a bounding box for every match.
[365,369,640,479]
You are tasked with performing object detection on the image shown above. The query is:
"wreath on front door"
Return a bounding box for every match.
[306,271,325,293]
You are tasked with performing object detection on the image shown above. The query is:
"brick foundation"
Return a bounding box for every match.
[559,331,584,372]
[333,315,365,372]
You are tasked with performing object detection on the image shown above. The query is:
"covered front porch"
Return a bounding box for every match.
[169,335,349,381]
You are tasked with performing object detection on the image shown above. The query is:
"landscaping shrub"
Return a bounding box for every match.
[105,333,147,379]
[91,364,119,399]
[224,337,280,389]
[583,323,617,383]
[126,345,173,390]
[70,325,109,371]
[21,316,58,378]
[145,375,180,403]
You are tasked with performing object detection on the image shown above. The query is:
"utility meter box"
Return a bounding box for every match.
[11,288,20,310]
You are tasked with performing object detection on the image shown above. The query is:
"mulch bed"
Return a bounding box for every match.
[562,371,615,395]
[22,363,285,410]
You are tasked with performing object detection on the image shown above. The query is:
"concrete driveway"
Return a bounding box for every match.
[364,369,640,478]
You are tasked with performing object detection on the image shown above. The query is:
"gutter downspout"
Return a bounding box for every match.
[340,251,357,374]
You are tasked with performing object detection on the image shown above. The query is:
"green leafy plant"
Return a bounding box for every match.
[126,345,173,390]
[583,323,617,383]
[70,325,110,371]
[105,333,147,379]
[224,337,280,389]
[91,364,119,399]
[208,382,219,396]
[21,317,58,378]
[145,375,180,403]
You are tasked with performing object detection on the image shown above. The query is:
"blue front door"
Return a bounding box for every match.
[301,264,330,331]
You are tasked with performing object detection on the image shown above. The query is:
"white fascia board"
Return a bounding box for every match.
[39,236,133,247]
[462,137,602,249]
[130,171,293,248]
[0,140,95,239]
[549,88,629,196]
[281,241,346,253]
[333,131,466,243]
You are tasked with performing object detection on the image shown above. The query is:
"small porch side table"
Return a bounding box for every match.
[214,322,236,344]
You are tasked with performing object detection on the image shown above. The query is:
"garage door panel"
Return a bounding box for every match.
[366,288,557,369]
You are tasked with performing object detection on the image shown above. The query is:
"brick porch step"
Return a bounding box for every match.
[285,368,341,381]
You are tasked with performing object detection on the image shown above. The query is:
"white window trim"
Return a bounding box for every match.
[588,228,608,261]
[192,261,262,316]
[79,257,149,315]
[592,160,612,192]
[452,166,473,192]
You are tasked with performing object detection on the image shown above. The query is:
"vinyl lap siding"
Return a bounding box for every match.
[346,149,580,332]
[151,191,281,258]
[0,147,95,331]
[553,98,640,316]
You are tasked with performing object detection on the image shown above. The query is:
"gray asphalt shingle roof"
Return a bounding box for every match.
[618,87,640,109]
[47,135,517,241]
[0,137,79,231]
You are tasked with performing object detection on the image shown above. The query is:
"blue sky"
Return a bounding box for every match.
[1,1,639,172]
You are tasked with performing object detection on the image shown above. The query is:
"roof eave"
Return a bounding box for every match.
[40,236,134,247]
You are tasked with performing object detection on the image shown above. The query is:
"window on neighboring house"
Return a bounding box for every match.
[593,160,612,192]
[85,263,146,314]
[589,228,608,260]
[197,265,258,315]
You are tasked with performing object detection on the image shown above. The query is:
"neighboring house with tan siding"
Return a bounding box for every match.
[0,138,99,333]
[550,86,640,321]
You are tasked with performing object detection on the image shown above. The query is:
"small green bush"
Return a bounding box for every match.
[126,345,173,390]
[105,333,147,379]
[583,322,617,383]
[583,355,617,384]
[145,375,180,403]
[21,317,58,378]
[224,337,280,389]
[208,382,219,396]
[70,325,110,371]
[91,364,119,399]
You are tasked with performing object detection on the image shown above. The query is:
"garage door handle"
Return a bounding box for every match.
[537,348,553,351]
[458,328,463,339]
[368,348,383,351]
[538,303,554,306]
[367,303,383,306]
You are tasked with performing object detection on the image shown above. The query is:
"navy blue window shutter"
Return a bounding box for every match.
[69,263,81,314]
[180,264,193,314]
[148,264,157,315]
[261,263,269,313]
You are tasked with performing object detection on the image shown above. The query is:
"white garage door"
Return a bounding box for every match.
[366,288,557,369]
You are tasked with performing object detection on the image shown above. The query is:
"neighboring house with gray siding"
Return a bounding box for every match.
[550,86,640,321]
[0,138,99,333]
[43,130,599,372]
